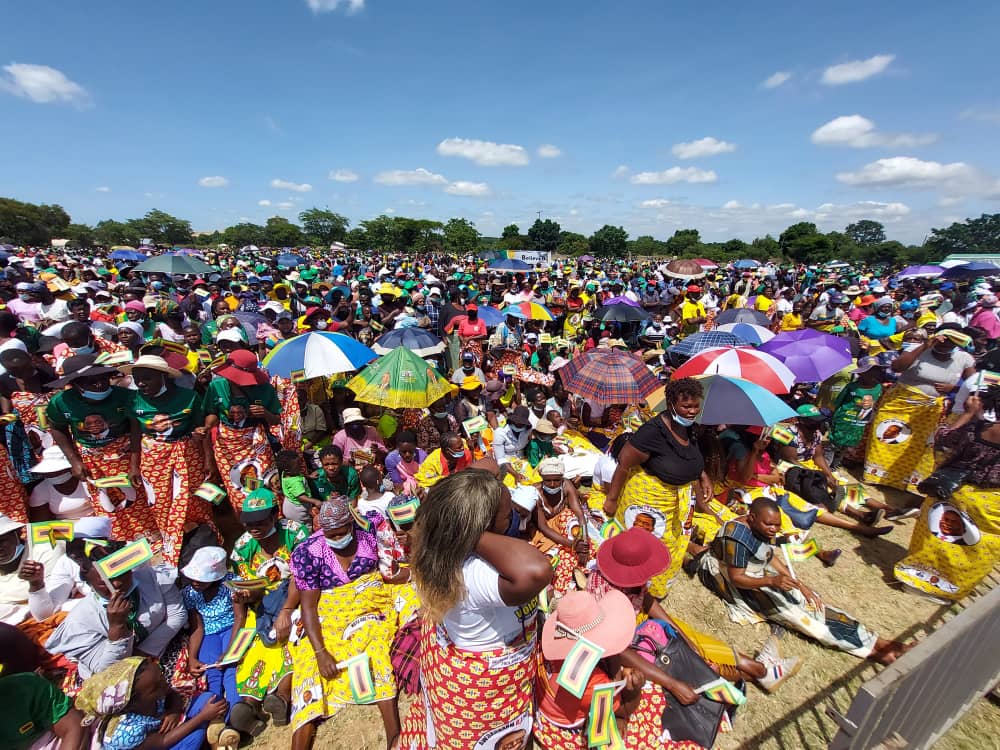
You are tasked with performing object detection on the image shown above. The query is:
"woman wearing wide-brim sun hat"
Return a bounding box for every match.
[117,355,219,565]
[44,354,159,545]
[535,588,675,750]
[203,349,282,513]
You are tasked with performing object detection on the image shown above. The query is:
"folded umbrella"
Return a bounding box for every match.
[262,332,377,379]
[693,375,798,426]
[559,348,660,405]
[759,329,852,383]
[671,346,795,394]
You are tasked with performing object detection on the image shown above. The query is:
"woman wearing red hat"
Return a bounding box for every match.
[203,349,282,513]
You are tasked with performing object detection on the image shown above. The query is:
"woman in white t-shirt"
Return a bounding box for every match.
[401,468,552,749]
[28,445,91,521]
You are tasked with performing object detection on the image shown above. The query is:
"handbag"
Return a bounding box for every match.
[632,620,727,748]
[916,465,971,500]
[784,466,839,512]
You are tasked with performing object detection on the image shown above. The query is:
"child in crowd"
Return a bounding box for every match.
[275,449,322,524]
[358,464,395,516]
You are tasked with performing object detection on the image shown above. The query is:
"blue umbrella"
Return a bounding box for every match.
[276,253,306,268]
[668,331,751,359]
[372,327,445,357]
[941,261,1000,280]
[489,258,533,271]
[476,306,506,327]
[109,249,148,262]
[715,308,771,326]
[733,259,761,270]
[262,332,377,379]
[694,375,798,426]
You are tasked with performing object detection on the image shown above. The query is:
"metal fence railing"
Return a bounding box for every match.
[827,582,1000,749]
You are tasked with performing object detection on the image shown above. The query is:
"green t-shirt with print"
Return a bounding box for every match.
[46,387,134,447]
[203,377,281,428]
[1,672,71,750]
[133,385,204,440]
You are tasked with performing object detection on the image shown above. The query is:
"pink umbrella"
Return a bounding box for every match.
[671,346,796,394]
[694,258,719,269]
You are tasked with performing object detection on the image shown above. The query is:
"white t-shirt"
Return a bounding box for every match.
[358,490,394,517]
[442,556,524,651]
[592,454,618,490]
[29,478,92,519]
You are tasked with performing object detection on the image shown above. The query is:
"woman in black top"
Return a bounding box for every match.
[603,378,717,596]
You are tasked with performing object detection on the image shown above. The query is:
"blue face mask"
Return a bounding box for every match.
[72,344,96,355]
[542,484,562,495]
[80,387,113,401]
[504,508,522,538]
[324,532,354,550]
[0,542,24,565]
[672,411,695,428]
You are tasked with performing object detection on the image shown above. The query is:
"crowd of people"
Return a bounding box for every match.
[1,244,998,750]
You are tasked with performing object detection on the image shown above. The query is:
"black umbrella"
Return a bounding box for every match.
[715,308,771,326]
[596,303,651,323]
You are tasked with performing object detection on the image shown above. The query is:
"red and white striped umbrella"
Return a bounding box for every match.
[671,346,795,393]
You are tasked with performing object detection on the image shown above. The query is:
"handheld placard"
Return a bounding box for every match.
[349,504,372,532]
[92,474,132,489]
[95,350,135,366]
[696,676,747,706]
[202,627,257,669]
[769,424,795,446]
[93,539,154,586]
[556,629,606,699]
[587,681,626,748]
[222,578,269,592]
[194,483,227,505]
[28,521,74,549]
[600,519,623,540]
[462,415,488,436]
[290,369,307,383]
[337,653,376,703]
[387,497,420,528]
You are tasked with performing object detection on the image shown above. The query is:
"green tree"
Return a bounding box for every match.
[845,220,886,247]
[926,213,1000,255]
[501,224,520,239]
[263,217,304,247]
[589,225,628,258]
[720,238,749,259]
[93,220,139,247]
[664,229,701,257]
[750,235,780,258]
[442,218,480,256]
[222,223,265,248]
[394,218,444,253]
[64,223,96,248]
[298,208,349,246]
[527,219,561,254]
[360,216,397,251]
[127,209,193,245]
[779,222,832,263]
[629,235,669,256]
[344,227,368,250]
[556,232,590,256]
[0,198,71,245]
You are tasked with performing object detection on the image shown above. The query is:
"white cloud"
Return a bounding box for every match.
[437,137,530,166]
[0,63,89,106]
[611,165,630,179]
[537,144,562,158]
[95,186,110,193]
[722,200,742,209]
[960,108,1000,124]
[762,71,791,89]
[639,199,671,208]
[306,0,364,13]
[445,181,492,197]
[672,137,736,159]
[821,54,895,85]
[630,166,718,185]
[329,169,359,183]
[258,199,272,207]
[270,178,312,192]
[276,201,295,210]
[384,208,396,214]
[374,168,449,186]
[836,156,984,190]
[811,115,935,148]
[199,175,229,188]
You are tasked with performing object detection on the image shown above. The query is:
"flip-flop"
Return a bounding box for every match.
[821,549,842,568]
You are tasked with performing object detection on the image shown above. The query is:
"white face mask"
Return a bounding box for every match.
[324,532,353,550]
[0,542,24,565]
[153,383,168,398]
[48,471,74,484]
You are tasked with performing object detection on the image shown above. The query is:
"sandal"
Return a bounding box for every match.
[228,701,267,737]
[262,693,291,727]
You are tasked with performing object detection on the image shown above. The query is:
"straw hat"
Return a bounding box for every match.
[118,354,182,379]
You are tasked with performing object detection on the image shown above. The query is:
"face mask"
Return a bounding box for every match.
[672,411,695,428]
[315,320,328,330]
[81,388,113,401]
[542,484,562,495]
[153,383,168,398]
[324,532,353,550]
[448,449,466,459]
[432,411,449,419]
[876,310,890,319]
[932,347,953,359]
[72,343,95,355]
[260,524,279,539]
[0,542,24,565]
[48,471,73,484]
[415,305,426,313]
[509,425,525,434]
[536,435,553,443]
[462,365,474,373]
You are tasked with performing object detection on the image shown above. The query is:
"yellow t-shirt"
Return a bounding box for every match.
[779,312,803,331]
[754,295,774,313]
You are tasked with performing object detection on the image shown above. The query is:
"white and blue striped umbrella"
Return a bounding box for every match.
[716,322,775,345]
[262,332,377,379]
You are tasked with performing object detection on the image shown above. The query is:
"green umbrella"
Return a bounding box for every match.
[132,255,217,275]
[346,346,453,409]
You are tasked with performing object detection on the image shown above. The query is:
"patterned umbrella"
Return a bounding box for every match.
[347,346,454,408]
[501,302,555,321]
[716,322,775,345]
[667,330,751,359]
[263,332,377,379]
[664,259,707,280]
[671,346,795,394]
[559,349,660,405]
[715,308,772,326]
[372,327,445,357]
[694,375,798,426]
[759,329,852,383]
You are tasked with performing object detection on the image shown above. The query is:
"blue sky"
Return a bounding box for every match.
[2,1,999,243]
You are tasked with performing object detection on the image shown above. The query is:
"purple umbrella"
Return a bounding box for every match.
[602,295,641,307]
[897,264,943,279]
[759,329,851,383]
